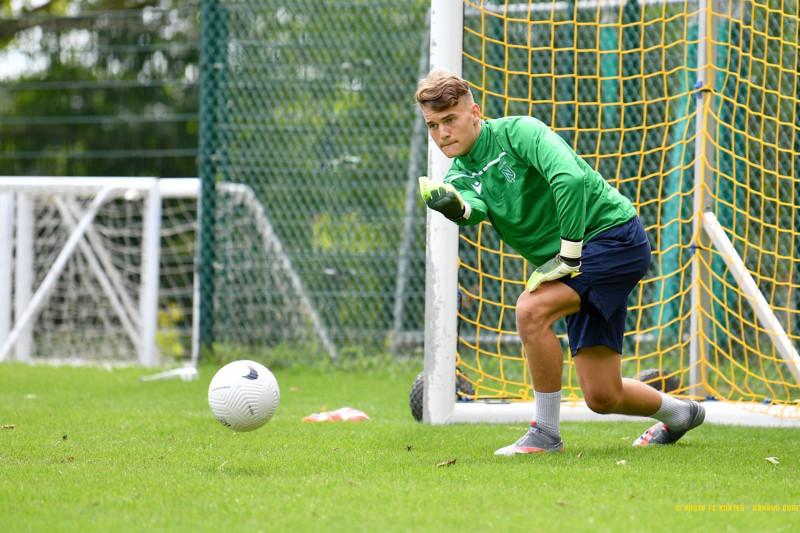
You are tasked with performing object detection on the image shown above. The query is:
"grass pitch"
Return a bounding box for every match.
[1,362,799,532]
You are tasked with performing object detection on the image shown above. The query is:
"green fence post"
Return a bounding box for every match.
[198,0,228,356]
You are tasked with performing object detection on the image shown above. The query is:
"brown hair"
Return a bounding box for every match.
[415,70,473,112]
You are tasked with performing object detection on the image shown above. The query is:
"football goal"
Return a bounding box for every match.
[421,0,800,426]
[0,177,200,368]
[0,176,333,368]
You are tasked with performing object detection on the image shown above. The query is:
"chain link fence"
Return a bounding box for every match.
[198,0,431,360]
[2,1,431,362]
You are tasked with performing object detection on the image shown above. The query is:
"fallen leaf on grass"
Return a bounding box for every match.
[556,500,566,507]
[620,436,631,441]
[2,425,14,430]
[435,459,457,467]
[765,457,779,465]
[577,451,583,458]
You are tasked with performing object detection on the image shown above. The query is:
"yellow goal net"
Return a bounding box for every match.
[447,0,800,417]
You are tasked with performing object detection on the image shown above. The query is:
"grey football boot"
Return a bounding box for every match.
[633,400,705,447]
[494,422,564,455]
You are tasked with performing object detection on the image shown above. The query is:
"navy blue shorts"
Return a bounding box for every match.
[559,216,651,355]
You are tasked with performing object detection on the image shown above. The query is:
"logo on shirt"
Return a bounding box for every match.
[499,161,516,183]
[472,182,482,195]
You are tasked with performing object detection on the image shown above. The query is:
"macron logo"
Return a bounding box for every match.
[472,182,482,195]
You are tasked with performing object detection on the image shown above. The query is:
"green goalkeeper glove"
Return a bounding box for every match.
[526,238,582,292]
[419,176,471,221]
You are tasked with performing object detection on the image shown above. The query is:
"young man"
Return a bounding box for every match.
[416,70,704,454]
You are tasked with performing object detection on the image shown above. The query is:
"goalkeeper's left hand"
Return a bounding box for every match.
[526,239,582,292]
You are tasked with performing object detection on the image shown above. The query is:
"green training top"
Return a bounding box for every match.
[444,116,637,266]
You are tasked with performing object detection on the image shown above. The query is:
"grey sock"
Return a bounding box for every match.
[533,390,562,437]
[652,393,691,429]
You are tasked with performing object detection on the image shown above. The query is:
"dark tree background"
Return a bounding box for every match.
[0,0,201,177]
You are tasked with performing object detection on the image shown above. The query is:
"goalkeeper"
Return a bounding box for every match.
[416,70,704,454]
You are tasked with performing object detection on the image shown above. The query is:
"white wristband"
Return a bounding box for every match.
[460,202,472,221]
[559,238,582,260]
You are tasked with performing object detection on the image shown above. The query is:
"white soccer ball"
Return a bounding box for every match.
[208,360,280,432]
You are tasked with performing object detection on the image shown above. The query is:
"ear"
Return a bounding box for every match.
[471,103,481,122]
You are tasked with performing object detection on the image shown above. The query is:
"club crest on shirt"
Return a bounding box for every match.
[499,161,516,182]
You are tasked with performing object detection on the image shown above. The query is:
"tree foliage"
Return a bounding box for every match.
[0,0,201,176]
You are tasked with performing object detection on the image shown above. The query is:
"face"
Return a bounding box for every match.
[421,97,482,158]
